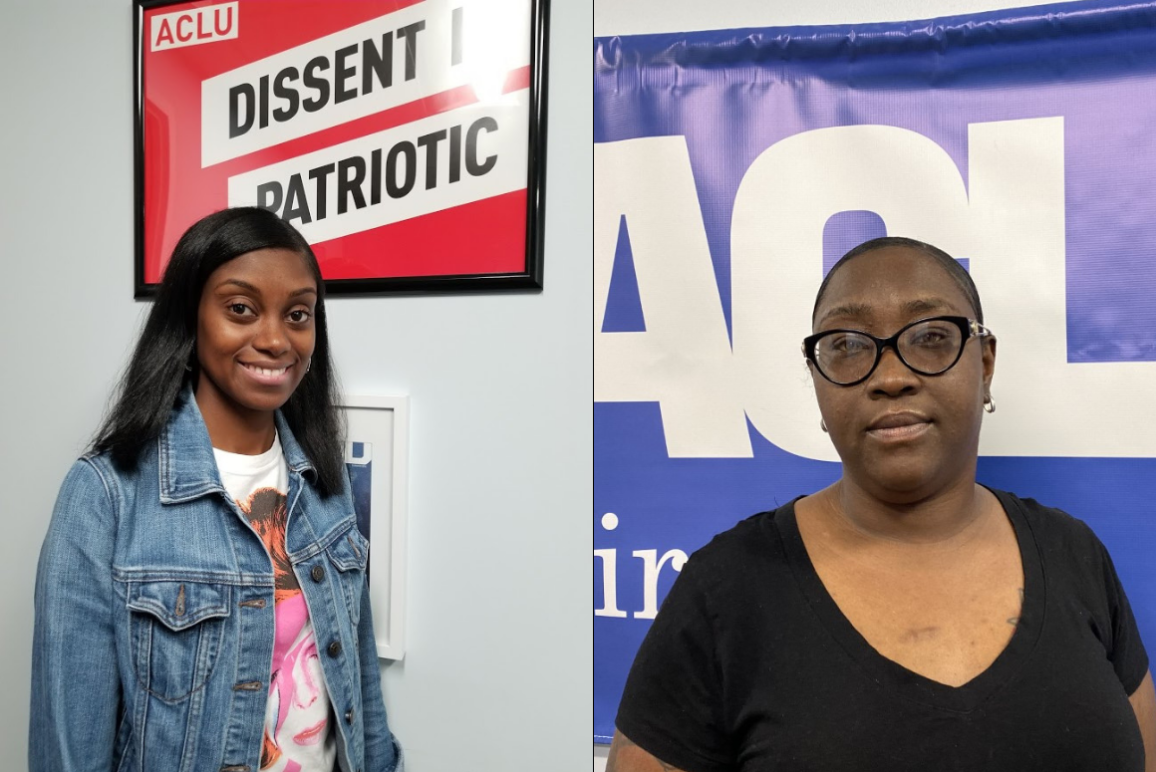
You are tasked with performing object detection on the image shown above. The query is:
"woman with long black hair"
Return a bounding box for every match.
[30,207,402,772]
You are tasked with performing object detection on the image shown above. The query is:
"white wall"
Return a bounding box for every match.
[592,0,1077,769]
[0,0,591,769]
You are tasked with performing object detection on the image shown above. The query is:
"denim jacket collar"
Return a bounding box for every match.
[158,385,315,504]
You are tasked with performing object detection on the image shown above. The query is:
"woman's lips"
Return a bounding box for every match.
[866,421,931,442]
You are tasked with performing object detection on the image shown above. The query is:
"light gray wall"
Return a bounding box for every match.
[1,1,592,769]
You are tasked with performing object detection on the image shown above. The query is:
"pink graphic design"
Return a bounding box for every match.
[239,488,332,771]
[264,606,330,771]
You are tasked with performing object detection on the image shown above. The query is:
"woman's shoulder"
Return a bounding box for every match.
[59,452,110,490]
[57,440,163,511]
[48,453,126,530]
[993,487,1095,532]
[681,500,795,590]
[991,487,1113,563]
[74,443,151,484]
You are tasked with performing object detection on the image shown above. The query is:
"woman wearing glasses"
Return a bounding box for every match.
[608,237,1156,771]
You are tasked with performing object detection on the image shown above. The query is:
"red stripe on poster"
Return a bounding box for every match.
[314,189,528,279]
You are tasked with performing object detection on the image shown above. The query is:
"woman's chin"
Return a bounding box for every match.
[854,463,945,503]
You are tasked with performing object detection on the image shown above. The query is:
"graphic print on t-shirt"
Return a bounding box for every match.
[238,486,334,772]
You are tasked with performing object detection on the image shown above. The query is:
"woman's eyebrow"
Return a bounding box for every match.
[819,298,953,326]
[903,298,951,315]
[213,279,317,298]
[215,278,260,294]
[817,302,873,325]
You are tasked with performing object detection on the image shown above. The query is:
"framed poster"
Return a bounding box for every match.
[134,0,549,297]
[343,394,409,660]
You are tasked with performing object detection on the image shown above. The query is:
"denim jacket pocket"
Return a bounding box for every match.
[126,580,231,702]
[326,526,370,626]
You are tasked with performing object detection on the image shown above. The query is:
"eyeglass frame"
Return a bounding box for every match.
[802,315,994,387]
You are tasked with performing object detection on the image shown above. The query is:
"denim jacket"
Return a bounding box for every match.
[31,391,403,772]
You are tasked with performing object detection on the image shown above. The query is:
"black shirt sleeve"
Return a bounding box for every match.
[615,559,732,772]
[1096,536,1150,695]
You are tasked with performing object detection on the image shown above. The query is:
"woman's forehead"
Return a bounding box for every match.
[815,247,974,326]
[206,248,317,290]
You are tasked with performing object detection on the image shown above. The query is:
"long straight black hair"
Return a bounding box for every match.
[93,207,346,496]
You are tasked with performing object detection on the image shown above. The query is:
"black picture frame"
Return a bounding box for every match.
[134,0,549,297]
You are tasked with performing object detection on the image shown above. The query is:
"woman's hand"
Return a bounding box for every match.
[607,731,688,772]
[1129,670,1156,772]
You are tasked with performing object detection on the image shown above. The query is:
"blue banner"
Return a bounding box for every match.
[594,1,1156,743]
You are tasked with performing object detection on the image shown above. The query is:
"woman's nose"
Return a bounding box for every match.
[253,319,290,355]
[868,346,920,396]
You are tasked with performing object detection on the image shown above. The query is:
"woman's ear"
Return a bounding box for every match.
[982,335,997,389]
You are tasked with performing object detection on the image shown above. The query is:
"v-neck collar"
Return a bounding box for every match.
[776,487,1045,713]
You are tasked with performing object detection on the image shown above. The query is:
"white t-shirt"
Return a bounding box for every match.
[214,436,337,772]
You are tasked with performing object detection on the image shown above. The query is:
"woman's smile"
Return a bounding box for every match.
[239,361,294,385]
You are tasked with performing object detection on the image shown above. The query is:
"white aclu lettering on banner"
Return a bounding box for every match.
[227,95,527,244]
[596,118,1156,460]
[201,0,531,167]
[594,136,752,458]
[151,2,238,52]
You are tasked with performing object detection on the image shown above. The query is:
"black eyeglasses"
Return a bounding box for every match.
[803,315,993,386]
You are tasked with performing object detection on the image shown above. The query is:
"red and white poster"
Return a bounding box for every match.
[135,0,547,295]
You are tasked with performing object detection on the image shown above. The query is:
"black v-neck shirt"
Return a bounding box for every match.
[616,489,1148,772]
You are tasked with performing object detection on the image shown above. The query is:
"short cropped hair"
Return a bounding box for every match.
[811,236,984,325]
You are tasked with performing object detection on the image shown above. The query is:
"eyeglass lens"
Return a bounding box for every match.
[814,319,965,384]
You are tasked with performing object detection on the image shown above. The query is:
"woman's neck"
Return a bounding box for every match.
[195,391,277,455]
[823,475,991,547]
